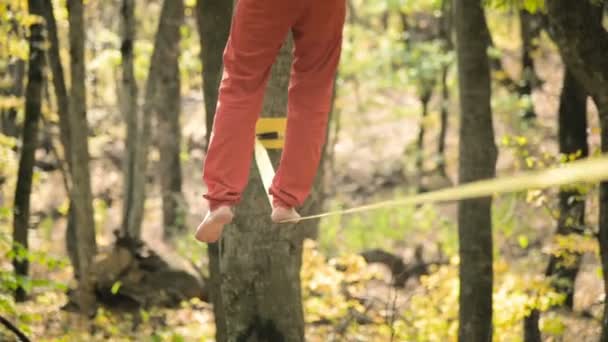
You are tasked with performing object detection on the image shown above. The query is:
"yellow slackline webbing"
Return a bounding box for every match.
[254,137,275,206]
[252,117,608,224]
[272,155,608,223]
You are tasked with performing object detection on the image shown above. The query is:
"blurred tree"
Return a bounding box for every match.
[547,69,588,308]
[518,10,543,120]
[66,0,98,314]
[119,0,138,236]
[0,62,24,138]
[437,0,453,177]
[40,0,80,279]
[454,0,497,340]
[12,0,45,302]
[127,0,183,238]
[544,0,608,338]
[523,67,588,342]
[0,3,26,138]
[156,0,185,240]
[195,0,233,339]
[402,41,451,191]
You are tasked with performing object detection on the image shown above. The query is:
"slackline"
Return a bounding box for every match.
[253,141,608,223]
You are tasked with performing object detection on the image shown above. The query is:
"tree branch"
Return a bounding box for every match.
[0,315,30,342]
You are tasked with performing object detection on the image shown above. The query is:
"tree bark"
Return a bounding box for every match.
[127,0,183,237]
[219,37,306,342]
[519,10,541,120]
[437,0,452,176]
[196,0,231,338]
[522,68,588,342]
[546,69,588,307]
[12,0,45,302]
[523,308,541,342]
[66,0,98,314]
[195,1,233,339]
[545,1,608,338]
[119,0,139,236]
[0,60,25,138]
[156,0,185,240]
[416,93,431,192]
[196,0,233,148]
[454,0,497,341]
[40,0,80,279]
[437,65,449,175]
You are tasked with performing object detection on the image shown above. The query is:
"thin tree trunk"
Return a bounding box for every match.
[195,0,233,339]
[437,0,452,176]
[519,10,540,120]
[66,0,98,314]
[40,0,79,278]
[601,118,608,341]
[523,308,541,342]
[119,0,139,235]
[437,65,449,175]
[546,69,588,307]
[156,0,185,240]
[128,0,182,238]
[0,60,25,138]
[522,68,588,342]
[416,94,431,192]
[12,0,45,302]
[454,0,497,340]
[219,37,306,342]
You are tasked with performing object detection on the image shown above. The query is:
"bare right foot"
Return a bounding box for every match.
[271,206,301,223]
[195,206,234,243]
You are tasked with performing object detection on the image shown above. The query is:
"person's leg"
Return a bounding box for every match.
[203,0,293,210]
[269,0,346,212]
[198,0,295,242]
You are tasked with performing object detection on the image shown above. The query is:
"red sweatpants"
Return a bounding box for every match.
[203,0,346,210]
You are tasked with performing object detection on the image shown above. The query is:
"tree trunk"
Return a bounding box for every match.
[127,0,182,237]
[195,0,233,339]
[196,0,233,148]
[416,94,431,192]
[546,69,588,307]
[454,0,497,341]
[437,0,452,176]
[523,308,541,342]
[522,68,588,342]
[519,10,541,120]
[0,60,25,138]
[437,65,449,175]
[219,37,305,342]
[545,1,608,337]
[12,0,45,302]
[119,0,139,236]
[156,0,185,240]
[40,0,80,278]
[66,0,98,314]
[601,117,608,341]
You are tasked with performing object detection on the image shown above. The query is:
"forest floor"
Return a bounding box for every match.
[3,31,606,341]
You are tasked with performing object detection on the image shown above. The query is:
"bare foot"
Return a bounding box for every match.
[195,206,234,243]
[271,206,301,223]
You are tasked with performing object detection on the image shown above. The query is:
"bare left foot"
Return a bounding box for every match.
[195,206,234,243]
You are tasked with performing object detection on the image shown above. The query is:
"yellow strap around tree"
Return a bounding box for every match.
[254,137,275,206]
[278,155,608,223]
[256,118,287,149]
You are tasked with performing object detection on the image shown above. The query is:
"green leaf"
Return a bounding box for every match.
[111,281,122,295]
[517,235,529,249]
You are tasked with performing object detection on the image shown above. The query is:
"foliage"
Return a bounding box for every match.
[319,197,456,256]
[484,0,546,13]
[400,41,454,100]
